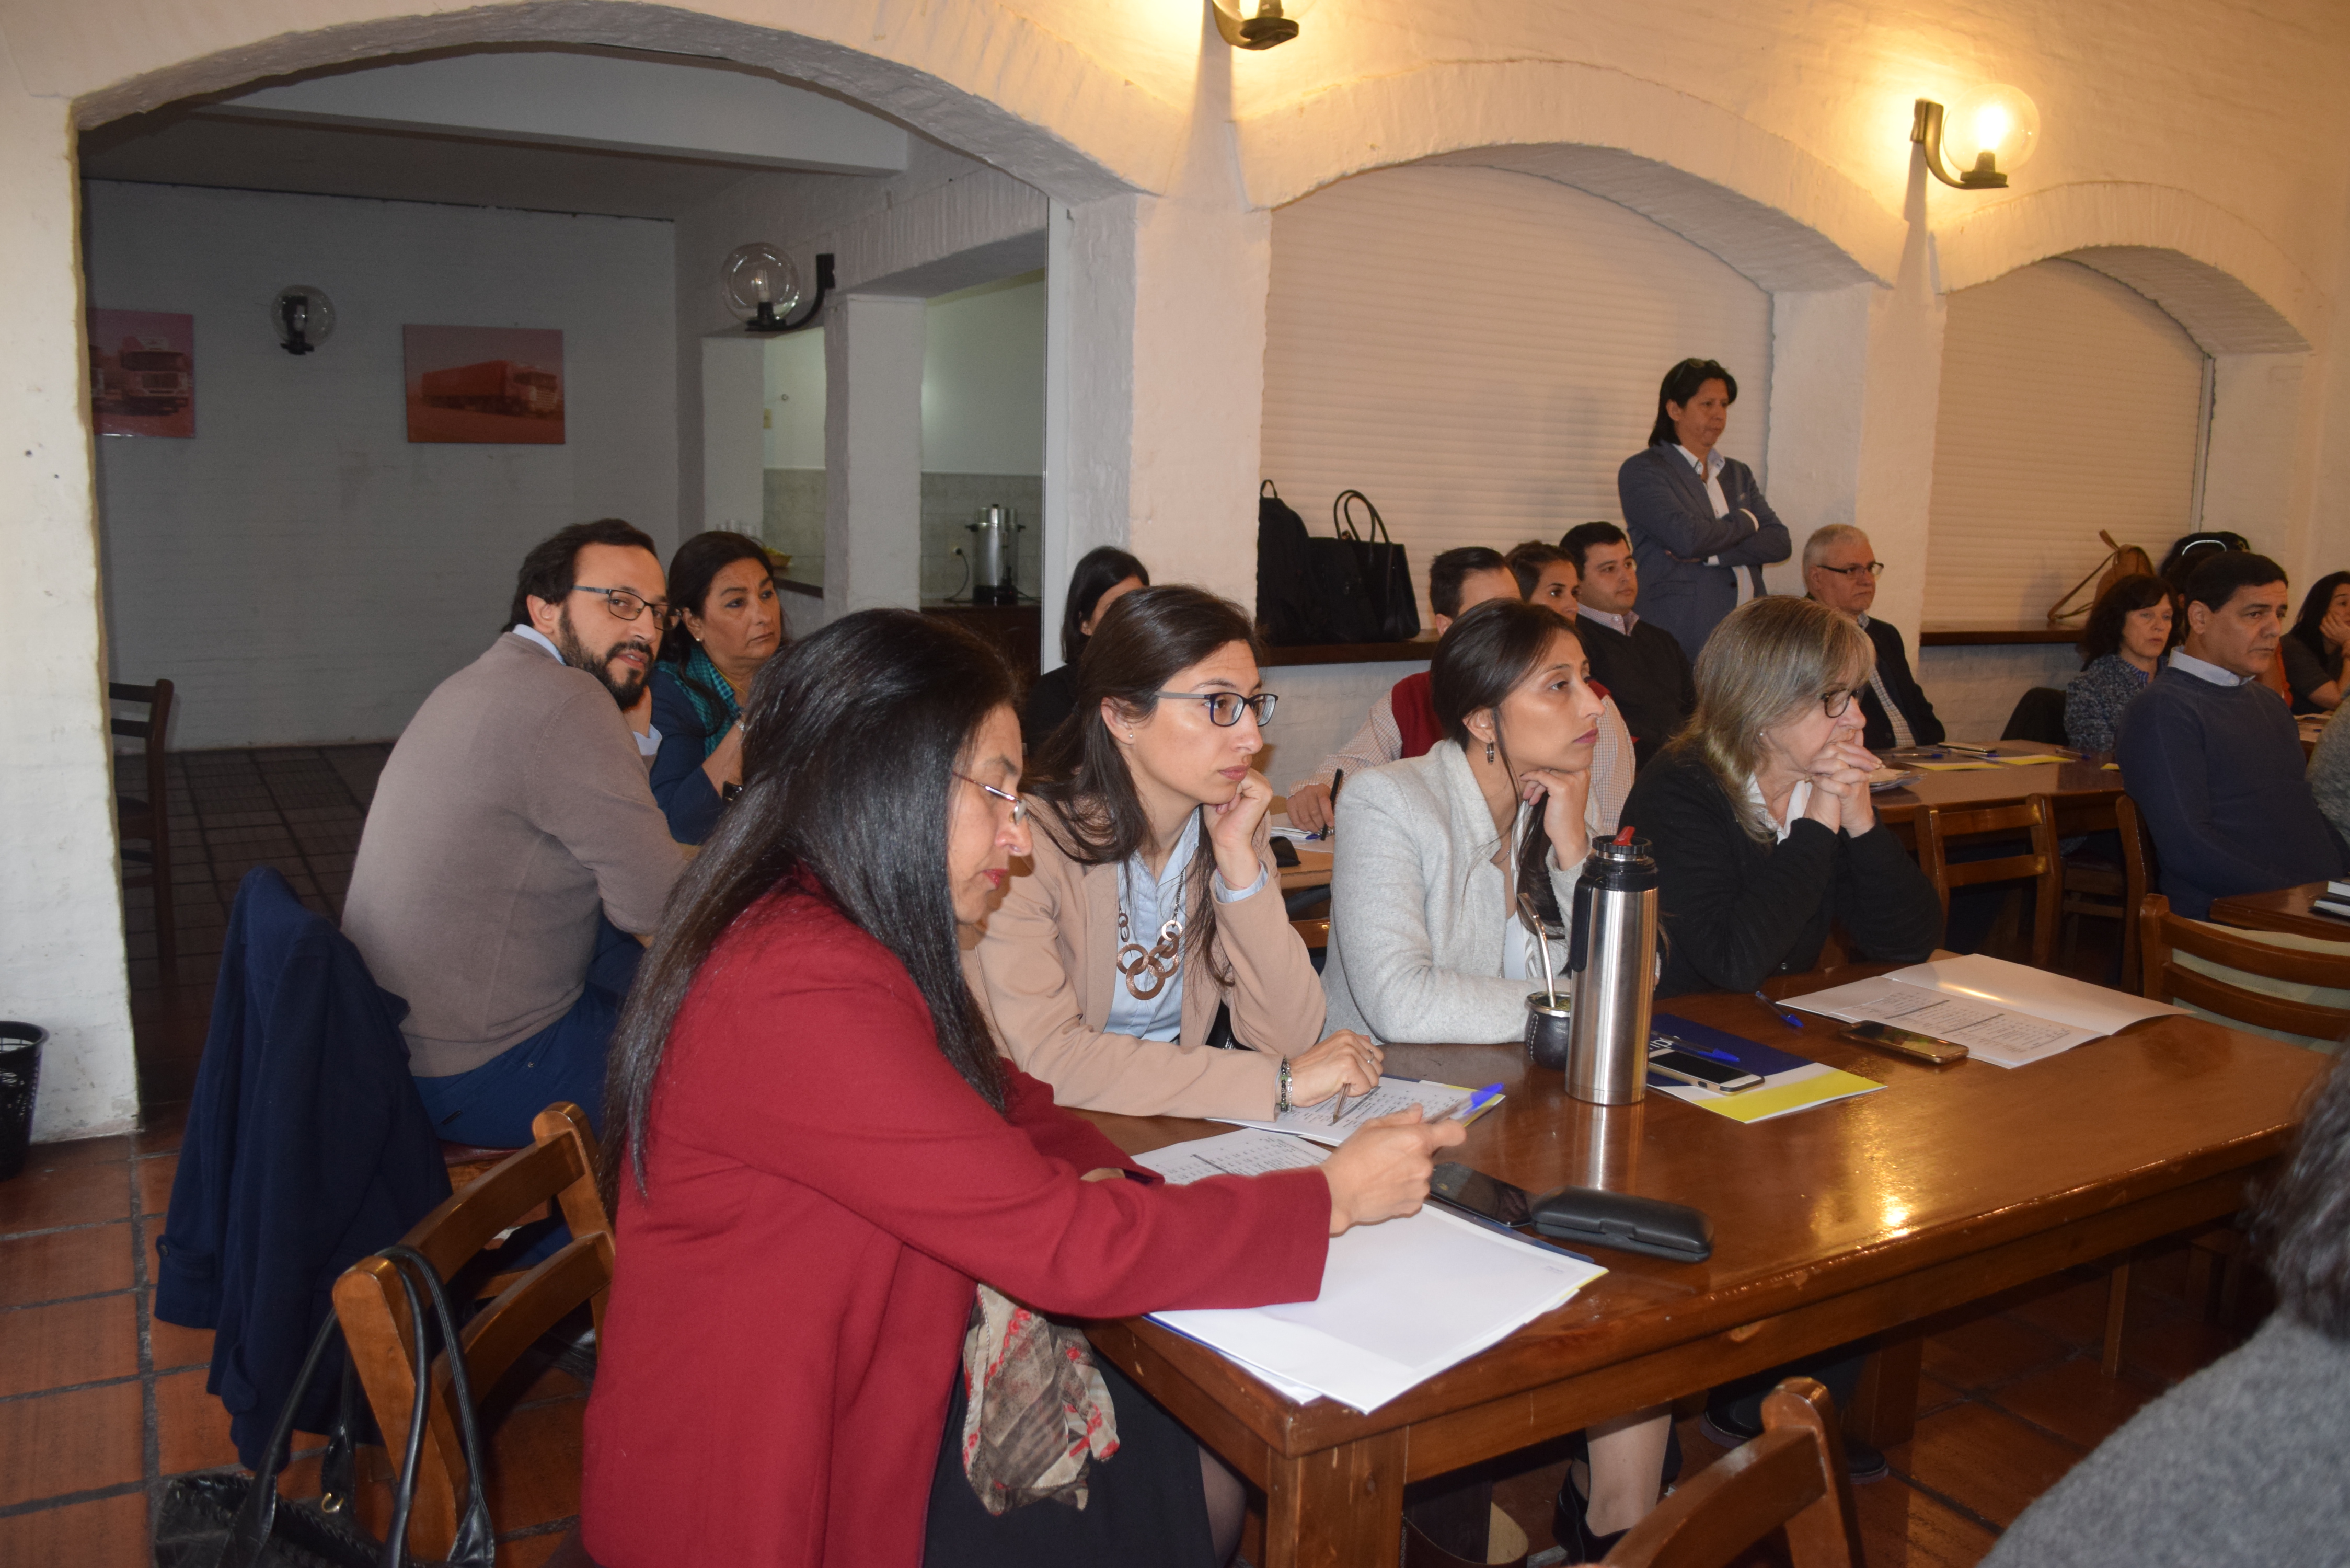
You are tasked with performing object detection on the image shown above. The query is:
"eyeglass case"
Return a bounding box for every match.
[1531,1187,1714,1263]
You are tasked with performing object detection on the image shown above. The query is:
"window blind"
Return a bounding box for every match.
[1925,259,2206,628]
[1262,165,1772,622]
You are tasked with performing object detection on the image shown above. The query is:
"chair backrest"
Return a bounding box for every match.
[2000,686,2069,746]
[333,1102,612,1558]
[1604,1378,1862,1568]
[1914,794,2062,968]
[2137,894,2350,1043]
[2115,793,2157,983]
[109,678,172,822]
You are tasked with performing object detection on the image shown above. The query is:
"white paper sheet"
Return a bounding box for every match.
[1211,1075,1481,1147]
[1782,954,2180,1069]
[1133,1130,1605,1412]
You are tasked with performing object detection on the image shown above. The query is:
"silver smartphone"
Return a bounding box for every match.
[1648,1049,1764,1093]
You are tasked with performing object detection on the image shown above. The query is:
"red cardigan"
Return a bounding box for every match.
[580,884,1331,1568]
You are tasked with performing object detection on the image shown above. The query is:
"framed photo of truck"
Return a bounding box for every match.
[404,325,565,444]
[89,309,195,438]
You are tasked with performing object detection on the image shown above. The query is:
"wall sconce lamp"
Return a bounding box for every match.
[722,244,834,335]
[1913,85,2040,189]
[1211,0,1301,49]
[271,285,335,355]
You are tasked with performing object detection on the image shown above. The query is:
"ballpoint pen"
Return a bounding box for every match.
[1754,991,1806,1029]
[1651,1034,1741,1065]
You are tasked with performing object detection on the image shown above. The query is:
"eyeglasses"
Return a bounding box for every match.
[954,773,1028,825]
[1157,691,1278,727]
[1821,688,1861,718]
[572,585,672,622]
[1815,562,1886,580]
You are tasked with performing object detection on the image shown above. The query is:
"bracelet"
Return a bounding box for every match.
[1275,1057,1292,1117]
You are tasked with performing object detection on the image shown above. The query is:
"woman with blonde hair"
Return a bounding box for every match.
[1622,594,1941,998]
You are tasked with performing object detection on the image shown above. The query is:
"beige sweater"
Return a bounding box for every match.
[966,801,1328,1119]
[343,634,686,1076]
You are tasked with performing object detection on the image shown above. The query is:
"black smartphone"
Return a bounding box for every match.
[1648,1050,1764,1093]
[1271,837,1301,868]
[1841,1019,1969,1064]
[1429,1162,1533,1226]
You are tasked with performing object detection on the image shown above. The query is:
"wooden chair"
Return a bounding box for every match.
[333,1102,611,1560]
[2137,893,2350,1043]
[1601,1378,1862,1568]
[2058,792,2157,982]
[111,678,176,981]
[1914,794,2062,969]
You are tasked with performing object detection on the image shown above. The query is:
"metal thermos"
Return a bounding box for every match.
[966,505,1023,605]
[1565,836,1661,1106]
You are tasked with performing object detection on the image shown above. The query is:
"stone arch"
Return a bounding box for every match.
[1932,184,2314,353]
[45,0,1149,204]
[1235,59,1903,290]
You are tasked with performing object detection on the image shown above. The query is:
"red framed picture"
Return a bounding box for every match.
[89,309,195,439]
[404,325,566,445]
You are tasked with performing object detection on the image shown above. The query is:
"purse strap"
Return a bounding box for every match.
[1332,489,1390,544]
[379,1245,497,1568]
[222,1310,350,1566]
[2046,529,2137,626]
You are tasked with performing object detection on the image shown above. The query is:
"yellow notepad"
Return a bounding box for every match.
[1909,759,2003,771]
[1655,1066,1883,1124]
[1991,753,2065,765]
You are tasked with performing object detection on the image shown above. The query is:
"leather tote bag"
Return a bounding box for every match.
[154,1246,496,1568]
[1255,481,1323,645]
[1333,490,1421,643]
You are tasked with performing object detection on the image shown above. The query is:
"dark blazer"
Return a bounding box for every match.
[1616,445,1792,662]
[156,867,450,1467]
[1625,750,1943,997]
[1022,662,1081,751]
[648,665,725,845]
[1855,615,1945,750]
[1574,612,1696,770]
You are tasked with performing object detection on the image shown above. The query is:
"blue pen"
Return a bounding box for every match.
[1754,991,1807,1030]
[1447,1082,1504,1120]
[1653,1035,1741,1065]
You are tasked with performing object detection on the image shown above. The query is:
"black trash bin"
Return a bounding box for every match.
[0,1023,46,1182]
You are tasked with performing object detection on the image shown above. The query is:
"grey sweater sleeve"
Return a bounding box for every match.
[525,686,687,934]
[1328,768,1569,1044]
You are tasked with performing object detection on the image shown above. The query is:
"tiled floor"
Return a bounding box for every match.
[5,745,2242,1564]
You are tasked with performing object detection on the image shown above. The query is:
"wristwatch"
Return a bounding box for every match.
[1275,1057,1292,1116]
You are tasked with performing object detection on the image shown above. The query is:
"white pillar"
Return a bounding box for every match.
[823,294,926,618]
[1847,156,1948,639]
[1761,283,1875,597]
[700,335,765,536]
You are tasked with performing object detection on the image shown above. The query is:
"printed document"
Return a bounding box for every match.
[1782,953,2180,1069]
[1212,1075,1490,1146]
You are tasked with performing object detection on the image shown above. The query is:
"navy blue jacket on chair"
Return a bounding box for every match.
[1616,445,1792,662]
[155,867,451,1468]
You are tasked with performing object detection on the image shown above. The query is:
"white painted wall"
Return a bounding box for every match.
[923,272,1045,475]
[86,181,676,749]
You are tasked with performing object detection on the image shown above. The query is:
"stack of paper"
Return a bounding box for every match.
[1783,953,2181,1068]
[1647,1014,1882,1123]
[1135,1128,1606,1412]
[1212,1074,1499,1146]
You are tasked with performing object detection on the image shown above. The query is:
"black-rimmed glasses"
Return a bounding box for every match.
[954,773,1028,825]
[572,585,672,622]
[1815,562,1886,580]
[1821,688,1861,718]
[1157,691,1277,727]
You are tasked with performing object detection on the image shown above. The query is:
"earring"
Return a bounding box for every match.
[1485,740,1496,763]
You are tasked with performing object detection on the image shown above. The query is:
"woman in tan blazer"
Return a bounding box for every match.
[971,586,1382,1119]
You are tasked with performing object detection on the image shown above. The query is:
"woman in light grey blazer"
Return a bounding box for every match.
[1323,597,1613,1044]
[1323,597,1670,1555]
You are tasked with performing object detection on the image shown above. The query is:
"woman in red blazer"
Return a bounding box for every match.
[581,609,1460,1568]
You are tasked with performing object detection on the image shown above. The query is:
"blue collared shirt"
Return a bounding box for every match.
[2169,649,2252,688]
[1101,812,1271,1043]
[512,625,661,758]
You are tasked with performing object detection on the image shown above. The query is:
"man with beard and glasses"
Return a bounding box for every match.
[343,520,691,1148]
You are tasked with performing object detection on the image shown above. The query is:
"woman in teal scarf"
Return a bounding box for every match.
[649,531,787,841]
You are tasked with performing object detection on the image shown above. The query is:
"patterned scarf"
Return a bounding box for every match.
[676,643,742,761]
[959,1285,1120,1513]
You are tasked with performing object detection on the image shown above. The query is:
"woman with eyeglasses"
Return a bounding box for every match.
[971,586,1383,1119]
[1622,594,1941,1000]
[647,531,787,842]
[583,608,1461,1567]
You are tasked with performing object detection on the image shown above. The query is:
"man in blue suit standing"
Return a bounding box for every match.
[1614,358,1792,662]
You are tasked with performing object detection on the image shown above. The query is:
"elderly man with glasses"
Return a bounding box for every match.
[1802,524,1945,752]
[343,518,691,1149]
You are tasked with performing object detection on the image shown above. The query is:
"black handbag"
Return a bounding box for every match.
[1332,490,1419,642]
[155,1246,496,1568]
[1254,481,1321,645]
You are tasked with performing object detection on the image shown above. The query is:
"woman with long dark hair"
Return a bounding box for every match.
[2064,573,2180,754]
[1615,357,1792,661]
[974,585,1381,1118]
[1022,546,1150,749]
[646,530,786,841]
[2282,569,2350,713]
[582,609,1458,1568]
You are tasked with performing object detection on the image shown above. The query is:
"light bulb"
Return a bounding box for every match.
[1942,83,2039,177]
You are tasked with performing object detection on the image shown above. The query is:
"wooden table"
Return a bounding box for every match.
[1078,975,2322,1567]
[1867,742,2123,840]
[2209,881,2350,942]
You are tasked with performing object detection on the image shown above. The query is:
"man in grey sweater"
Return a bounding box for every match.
[1984,1051,2350,1567]
[343,520,688,1148]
